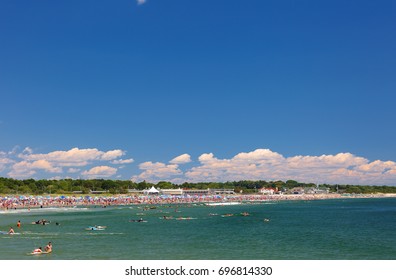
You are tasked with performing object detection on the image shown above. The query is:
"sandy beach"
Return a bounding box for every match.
[2,193,396,211]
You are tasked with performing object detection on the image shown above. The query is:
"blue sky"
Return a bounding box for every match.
[0,0,395,185]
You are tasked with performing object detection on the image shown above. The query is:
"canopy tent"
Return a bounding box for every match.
[143,187,160,195]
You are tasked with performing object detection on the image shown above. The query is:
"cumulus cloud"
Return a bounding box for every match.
[131,161,182,182]
[111,158,134,164]
[3,147,127,179]
[8,160,62,178]
[18,147,124,166]
[131,149,396,185]
[82,166,118,178]
[169,154,191,164]
[0,153,15,172]
[100,150,125,161]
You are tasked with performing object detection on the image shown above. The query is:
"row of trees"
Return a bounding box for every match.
[0,177,395,195]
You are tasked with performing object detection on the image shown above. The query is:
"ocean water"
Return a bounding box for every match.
[0,198,395,260]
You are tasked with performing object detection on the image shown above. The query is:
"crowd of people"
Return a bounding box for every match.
[1,192,395,211]
[31,242,52,254]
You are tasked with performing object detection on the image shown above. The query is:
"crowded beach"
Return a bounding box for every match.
[2,192,396,211]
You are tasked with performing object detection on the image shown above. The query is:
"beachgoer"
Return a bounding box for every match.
[44,242,52,253]
[17,221,21,228]
[8,227,15,234]
[32,247,42,254]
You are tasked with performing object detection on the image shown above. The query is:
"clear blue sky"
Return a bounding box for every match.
[1,0,395,185]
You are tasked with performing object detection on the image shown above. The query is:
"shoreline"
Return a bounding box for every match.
[2,193,396,210]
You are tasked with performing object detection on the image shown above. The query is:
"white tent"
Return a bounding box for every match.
[144,186,160,195]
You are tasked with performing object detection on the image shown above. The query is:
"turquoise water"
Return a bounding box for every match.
[1,198,395,260]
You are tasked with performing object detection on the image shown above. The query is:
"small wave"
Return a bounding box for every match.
[22,232,60,236]
[0,207,89,215]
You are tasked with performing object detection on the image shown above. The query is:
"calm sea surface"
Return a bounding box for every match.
[1,198,395,260]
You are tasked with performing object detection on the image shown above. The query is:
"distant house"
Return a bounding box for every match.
[306,187,329,194]
[259,188,276,195]
[290,187,305,195]
[160,188,183,195]
[183,189,210,195]
[211,189,235,195]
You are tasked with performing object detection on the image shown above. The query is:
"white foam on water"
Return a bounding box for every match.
[0,207,89,214]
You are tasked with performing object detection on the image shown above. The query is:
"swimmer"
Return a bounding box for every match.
[17,220,21,228]
[32,247,42,254]
[8,227,15,234]
[44,242,52,253]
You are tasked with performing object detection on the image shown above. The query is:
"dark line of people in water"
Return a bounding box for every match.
[32,219,52,225]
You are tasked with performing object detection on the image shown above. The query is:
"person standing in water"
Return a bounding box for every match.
[17,221,21,228]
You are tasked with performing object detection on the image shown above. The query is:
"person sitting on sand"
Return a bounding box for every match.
[8,227,15,234]
[32,247,42,254]
[44,242,52,253]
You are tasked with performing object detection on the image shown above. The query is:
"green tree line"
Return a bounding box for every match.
[0,177,395,195]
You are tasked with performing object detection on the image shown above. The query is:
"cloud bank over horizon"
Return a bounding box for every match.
[1,147,396,185]
[132,149,396,186]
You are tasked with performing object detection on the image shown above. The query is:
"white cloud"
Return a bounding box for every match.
[100,149,125,161]
[131,149,396,185]
[68,168,81,173]
[131,161,182,182]
[82,166,118,178]
[0,154,15,172]
[136,0,147,5]
[18,147,124,166]
[8,160,62,178]
[169,154,191,164]
[21,147,33,154]
[111,158,134,164]
[4,147,128,179]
